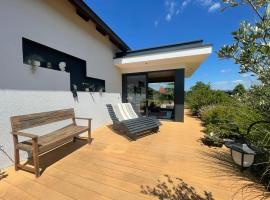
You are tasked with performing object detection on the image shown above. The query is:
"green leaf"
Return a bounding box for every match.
[266,3,270,18]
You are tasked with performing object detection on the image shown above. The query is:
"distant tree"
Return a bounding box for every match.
[233,83,246,95]
[165,82,174,101]
[189,81,211,91]
[186,82,231,115]
[218,0,270,86]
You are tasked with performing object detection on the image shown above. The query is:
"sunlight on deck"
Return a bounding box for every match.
[0,111,265,200]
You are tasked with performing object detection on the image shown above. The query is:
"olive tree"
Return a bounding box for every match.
[218,0,270,85]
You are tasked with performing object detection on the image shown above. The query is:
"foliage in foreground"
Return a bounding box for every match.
[239,85,270,118]
[200,104,267,143]
[185,81,270,193]
[218,0,270,86]
[185,0,270,195]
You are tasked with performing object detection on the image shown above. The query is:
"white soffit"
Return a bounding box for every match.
[114,45,212,77]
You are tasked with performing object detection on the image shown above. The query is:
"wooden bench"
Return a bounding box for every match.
[10,108,92,177]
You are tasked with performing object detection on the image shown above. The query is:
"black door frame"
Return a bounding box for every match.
[122,72,149,115]
[122,69,185,122]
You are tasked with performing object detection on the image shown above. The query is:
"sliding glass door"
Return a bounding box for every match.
[122,73,147,115]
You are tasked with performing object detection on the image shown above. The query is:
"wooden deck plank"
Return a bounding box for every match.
[2,110,266,200]
[46,168,153,200]
[0,181,37,200]
[55,158,154,186]
[19,171,111,200]
[3,172,73,200]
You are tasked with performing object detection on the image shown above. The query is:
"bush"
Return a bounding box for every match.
[187,81,270,191]
[185,82,232,115]
[233,83,246,95]
[239,85,270,118]
[200,104,266,141]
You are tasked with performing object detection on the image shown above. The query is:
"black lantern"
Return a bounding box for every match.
[224,120,270,170]
[225,142,256,170]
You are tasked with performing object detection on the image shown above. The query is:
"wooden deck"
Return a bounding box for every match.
[0,111,266,200]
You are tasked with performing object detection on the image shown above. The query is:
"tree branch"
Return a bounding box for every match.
[246,0,264,21]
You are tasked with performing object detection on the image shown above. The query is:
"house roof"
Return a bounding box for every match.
[68,0,130,51]
[68,0,213,76]
[114,42,212,77]
[115,40,211,58]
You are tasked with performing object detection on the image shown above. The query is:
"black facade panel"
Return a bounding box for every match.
[174,69,185,122]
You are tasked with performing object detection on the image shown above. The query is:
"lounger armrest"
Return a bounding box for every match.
[75,117,92,121]
[11,131,38,139]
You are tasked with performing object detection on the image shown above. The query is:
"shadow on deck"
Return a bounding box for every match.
[24,139,88,175]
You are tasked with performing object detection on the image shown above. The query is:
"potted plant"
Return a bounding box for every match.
[59,62,66,71]
[25,54,44,73]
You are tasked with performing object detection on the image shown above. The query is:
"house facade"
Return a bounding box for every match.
[0,0,212,168]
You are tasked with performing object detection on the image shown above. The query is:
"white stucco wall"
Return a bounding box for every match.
[0,90,121,169]
[0,0,125,168]
[0,0,122,93]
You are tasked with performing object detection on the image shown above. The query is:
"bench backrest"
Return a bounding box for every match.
[10,109,75,132]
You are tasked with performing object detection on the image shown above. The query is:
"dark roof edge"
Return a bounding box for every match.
[115,40,212,58]
[68,0,130,51]
[129,40,203,53]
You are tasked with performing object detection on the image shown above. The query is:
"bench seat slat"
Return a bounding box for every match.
[17,124,88,154]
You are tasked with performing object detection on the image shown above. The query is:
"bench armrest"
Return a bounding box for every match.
[75,117,92,121]
[11,131,38,139]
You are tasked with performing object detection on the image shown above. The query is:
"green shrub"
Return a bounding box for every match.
[200,104,266,141]
[185,82,232,115]
[240,85,270,118]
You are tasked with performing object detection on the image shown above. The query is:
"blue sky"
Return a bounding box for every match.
[84,0,258,90]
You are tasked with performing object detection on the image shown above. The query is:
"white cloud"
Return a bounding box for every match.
[240,73,251,78]
[182,0,191,8]
[212,79,254,90]
[154,20,159,27]
[198,0,213,6]
[220,68,232,73]
[159,0,220,25]
[231,80,244,84]
[208,2,221,12]
[164,0,177,22]
[195,0,221,13]
[166,13,172,21]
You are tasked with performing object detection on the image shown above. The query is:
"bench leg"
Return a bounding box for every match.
[32,138,40,177]
[14,149,20,171]
[87,119,92,144]
[12,135,20,171]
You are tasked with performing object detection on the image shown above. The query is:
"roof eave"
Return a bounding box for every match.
[68,0,130,52]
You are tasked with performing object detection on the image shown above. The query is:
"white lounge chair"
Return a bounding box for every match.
[107,103,160,140]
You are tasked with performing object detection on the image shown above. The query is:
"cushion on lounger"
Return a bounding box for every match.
[111,103,139,122]
[118,103,132,119]
[123,103,138,119]
[112,104,126,121]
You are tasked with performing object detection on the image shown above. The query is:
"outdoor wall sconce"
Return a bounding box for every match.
[59,62,66,71]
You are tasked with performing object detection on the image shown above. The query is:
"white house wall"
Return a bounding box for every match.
[0,0,122,93]
[0,0,124,168]
[0,91,121,169]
